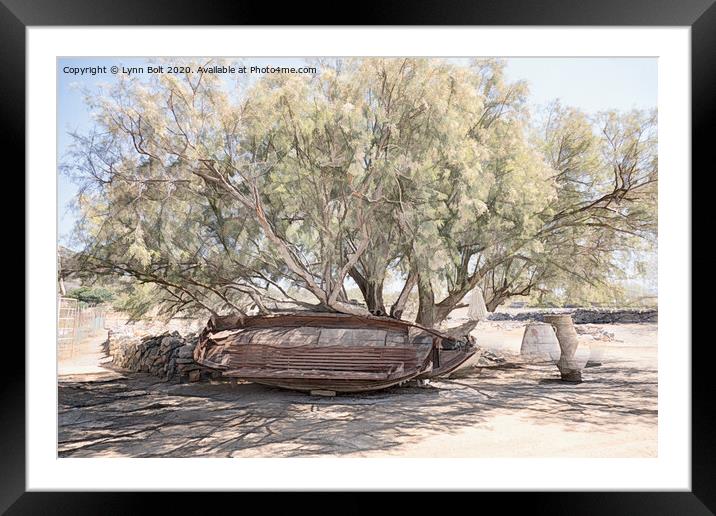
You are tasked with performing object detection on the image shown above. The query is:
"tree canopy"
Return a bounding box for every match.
[63,58,657,328]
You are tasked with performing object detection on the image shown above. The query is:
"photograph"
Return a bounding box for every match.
[56,56,659,459]
[0,0,707,504]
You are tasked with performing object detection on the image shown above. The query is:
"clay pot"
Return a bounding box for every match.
[520,323,561,363]
[544,314,588,382]
[586,337,606,367]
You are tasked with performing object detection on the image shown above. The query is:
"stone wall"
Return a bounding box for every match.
[488,308,657,324]
[106,330,218,382]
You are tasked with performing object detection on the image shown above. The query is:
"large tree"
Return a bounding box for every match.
[63,58,657,328]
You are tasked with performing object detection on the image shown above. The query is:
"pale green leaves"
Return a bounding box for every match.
[65,58,658,320]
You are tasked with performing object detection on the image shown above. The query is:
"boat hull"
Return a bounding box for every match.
[194,312,475,393]
[416,349,477,379]
[250,377,419,393]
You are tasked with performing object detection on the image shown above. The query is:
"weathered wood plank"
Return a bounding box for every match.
[224,367,395,380]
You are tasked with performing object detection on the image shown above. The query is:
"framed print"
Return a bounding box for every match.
[5,0,711,512]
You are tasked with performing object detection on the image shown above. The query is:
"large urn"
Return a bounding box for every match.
[520,323,561,363]
[543,314,588,382]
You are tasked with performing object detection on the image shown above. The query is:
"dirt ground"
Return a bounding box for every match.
[57,318,657,458]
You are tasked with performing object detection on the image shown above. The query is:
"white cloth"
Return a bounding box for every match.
[468,286,488,321]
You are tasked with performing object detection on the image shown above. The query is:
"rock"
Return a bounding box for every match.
[160,336,184,351]
[478,350,506,365]
[176,346,195,359]
[140,336,162,347]
[310,389,336,397]
[188,370,201,382]
[575,325,615,341]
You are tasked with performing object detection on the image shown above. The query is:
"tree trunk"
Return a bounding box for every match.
[416,275,454,327]
[389,270,417,320]
[349,269,387,315]
[364,279,387,316]
[486,293,508,313]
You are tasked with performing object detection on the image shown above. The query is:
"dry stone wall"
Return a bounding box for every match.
[488,308,657,324]
[106,330,218,382]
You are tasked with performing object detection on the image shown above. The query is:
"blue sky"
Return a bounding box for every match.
[57,57,657,245]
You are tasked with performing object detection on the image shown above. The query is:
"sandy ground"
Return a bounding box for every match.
[58,329,123,382]
[58,320,657,458]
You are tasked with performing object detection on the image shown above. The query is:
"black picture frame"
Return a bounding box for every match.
[5,0,709,512]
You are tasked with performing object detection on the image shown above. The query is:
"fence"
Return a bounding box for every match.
[57,296,107,359]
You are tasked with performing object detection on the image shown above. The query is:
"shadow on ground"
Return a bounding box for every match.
[58,357,657,458]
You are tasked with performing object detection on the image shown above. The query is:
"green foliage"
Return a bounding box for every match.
[110,283,163,321]
[63,58,657,325]
[67,286,114,305]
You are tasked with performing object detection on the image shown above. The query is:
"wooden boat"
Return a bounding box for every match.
[194,312,477,393]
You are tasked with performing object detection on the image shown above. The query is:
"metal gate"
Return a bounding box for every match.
[57,296,107,359]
